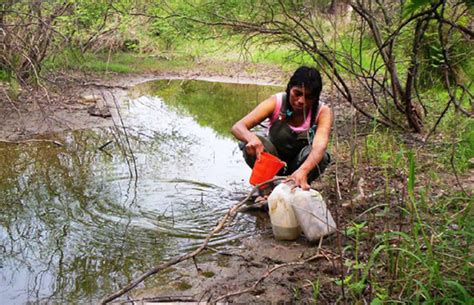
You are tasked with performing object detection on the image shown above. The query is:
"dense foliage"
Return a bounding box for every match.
[0,0,135,82]
[2,0,471,130]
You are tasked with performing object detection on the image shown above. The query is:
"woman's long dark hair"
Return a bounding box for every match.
[285,66,323,127]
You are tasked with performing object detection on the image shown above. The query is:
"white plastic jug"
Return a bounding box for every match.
[291,188,336,241]
[267,183,301,240]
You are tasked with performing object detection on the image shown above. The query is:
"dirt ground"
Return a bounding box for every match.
[128,226,342,304]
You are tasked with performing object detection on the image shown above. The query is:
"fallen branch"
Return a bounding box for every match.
[2,88,23,120]
[206,246,251,262]
[100,177,286,304]
[119,295,197,303]
[79,82,129,90]
[0,138,63,146]
[98,140,113,151]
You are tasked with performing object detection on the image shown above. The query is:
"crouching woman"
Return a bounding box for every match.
[231,66,332,190]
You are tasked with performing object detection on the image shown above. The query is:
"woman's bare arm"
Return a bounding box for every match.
[231,96,276,159]
[288,104,333,190]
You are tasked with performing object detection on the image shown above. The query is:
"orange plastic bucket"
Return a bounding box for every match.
[249,152,285,186]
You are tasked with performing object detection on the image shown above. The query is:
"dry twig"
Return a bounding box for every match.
[0,138,63,146]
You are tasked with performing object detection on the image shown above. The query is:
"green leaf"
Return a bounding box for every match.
[350,280,366,295]
[403,0,432,18]
[335,274,353,286]
[371,298,383,305]
[446,280,472,303]
[408,150,415,199]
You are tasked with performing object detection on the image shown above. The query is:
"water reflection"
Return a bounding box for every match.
[130,79,279,137]
[0,80,281,303]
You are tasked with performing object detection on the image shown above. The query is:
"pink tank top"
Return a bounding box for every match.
[269,92,322,132]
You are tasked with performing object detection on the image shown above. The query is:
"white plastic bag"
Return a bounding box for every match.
[291,188,336,241]
[267,183,301,240]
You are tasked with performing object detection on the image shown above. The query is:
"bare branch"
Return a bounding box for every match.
[100,177,286,304]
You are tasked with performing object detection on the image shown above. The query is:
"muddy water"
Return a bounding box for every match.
[0,80,281,304]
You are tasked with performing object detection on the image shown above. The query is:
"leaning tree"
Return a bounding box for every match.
[156,0,473,132]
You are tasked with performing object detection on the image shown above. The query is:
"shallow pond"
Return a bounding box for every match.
[0,80,281,304]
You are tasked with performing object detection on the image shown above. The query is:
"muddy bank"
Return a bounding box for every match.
[128,211,340,304]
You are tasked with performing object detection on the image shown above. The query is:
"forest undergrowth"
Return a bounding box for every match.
[312,99,473,303]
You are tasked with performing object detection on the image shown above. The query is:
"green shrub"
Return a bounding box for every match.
[0,69,9,81]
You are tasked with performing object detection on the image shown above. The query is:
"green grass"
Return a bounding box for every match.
[82,57,134,73]
[250,45,314,69]
[44,49,194,74]
[418,86,474,173]
[448,120,474,173]
[43,37,309,77]
[326,112,472,303]
[364,128,407,169]
[0,69,9,81]
[335,142,473,303]
[336,33,385,74]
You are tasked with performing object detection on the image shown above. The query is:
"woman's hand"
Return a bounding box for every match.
[286,168,310,190]
[245,136,264,159]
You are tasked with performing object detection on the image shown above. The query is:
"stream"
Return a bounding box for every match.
[0,80,281,304]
